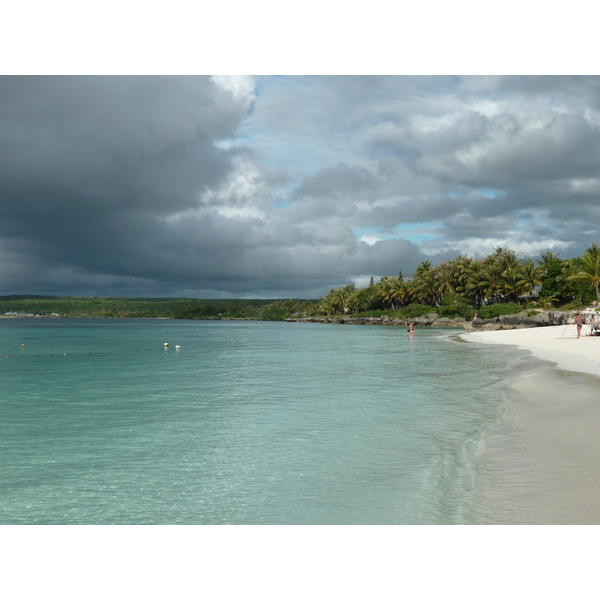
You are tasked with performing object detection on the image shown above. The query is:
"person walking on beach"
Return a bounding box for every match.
[575,312,584,338]
[589,314,596,336]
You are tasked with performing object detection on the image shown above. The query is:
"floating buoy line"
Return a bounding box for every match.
[3,344,182,359]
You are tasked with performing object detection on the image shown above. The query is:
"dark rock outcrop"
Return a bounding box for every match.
[285,309,584,330]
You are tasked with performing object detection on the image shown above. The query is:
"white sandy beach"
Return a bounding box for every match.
[462,324,600,524]
[461,323,600,378]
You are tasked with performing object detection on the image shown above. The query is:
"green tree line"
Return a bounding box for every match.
[0,296,316,320]
[3,243,600,322]
[315,244,600,319]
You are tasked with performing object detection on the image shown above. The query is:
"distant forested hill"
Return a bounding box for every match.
[0,296,317,320]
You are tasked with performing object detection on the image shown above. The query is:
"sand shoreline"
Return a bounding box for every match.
[461,323,600,378]
[461,324,600,523]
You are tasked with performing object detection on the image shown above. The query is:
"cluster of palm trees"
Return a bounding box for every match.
[568,243,600,301]
[317,283,363,315]
[316,244,600,315]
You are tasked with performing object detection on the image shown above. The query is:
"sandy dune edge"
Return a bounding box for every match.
[461,324,600,378]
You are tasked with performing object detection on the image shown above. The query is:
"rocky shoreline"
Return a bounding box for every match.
[285,310,580,331]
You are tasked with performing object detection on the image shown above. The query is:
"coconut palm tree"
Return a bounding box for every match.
[567,243,600,300]
[402,277,419,305]
[500,267,525,303]
[414,260,432,277]
[490,245,512,261]
[317,290,337,315]
[500,253,522,277]
[480,261,506,303]
[465,260,487,306]
[335,284,359,314]
[392,281,408,310]
[539,250,560,268]
[433,262,454,301]
[381,277,405,310]
[518,260,544,298]
[450,255,474,297]
[416,271,440,305]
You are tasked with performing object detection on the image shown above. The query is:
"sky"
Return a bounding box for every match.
[1,74,600,298]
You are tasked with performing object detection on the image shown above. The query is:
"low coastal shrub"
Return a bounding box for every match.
[438,305,471,318]
[438,294,470,318]
[477,302,522,319]
[257,308,290,320]
[355,310,398,317]
[561,301,585,311]
[527,310,541,317]
[403,303,432,318]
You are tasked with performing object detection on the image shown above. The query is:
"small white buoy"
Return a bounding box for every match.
[176,345,181,350]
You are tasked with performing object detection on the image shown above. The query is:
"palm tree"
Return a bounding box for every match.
[416,271,440,305]
[465,260,487,306]
[317,290,337,315]
[567,243,600,300]
[392,281,407,310]
[434,262,454,301]
[539,250,560,268]
[402,278,418,305]
[480,261,506,303]
[334,284,359,314]
[379,277,393,308]
[381,277,405,310]
[498,252,521,275]
[490,245,512,260]
[518,260,544,298]
[501,267,525,303]
[414,260,432,277]
[450,255,474,297]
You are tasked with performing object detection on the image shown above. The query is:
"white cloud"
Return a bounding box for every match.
[358,236,382,246]
[420,237,574,259]
[351,275,374,288]
[211,75,256,110]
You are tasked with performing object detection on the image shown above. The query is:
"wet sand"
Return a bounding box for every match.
[462,325,600,524]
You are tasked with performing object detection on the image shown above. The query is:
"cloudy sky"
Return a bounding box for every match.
[1,75,600,298]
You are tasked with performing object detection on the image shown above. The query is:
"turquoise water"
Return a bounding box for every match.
[0,318,534,524]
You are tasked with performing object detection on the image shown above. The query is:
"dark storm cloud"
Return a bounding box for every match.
[0,76,258,295]
[2,75,600,298]
[0,78,244,220]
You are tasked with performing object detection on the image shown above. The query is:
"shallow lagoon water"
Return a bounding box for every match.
[0,317,544,524]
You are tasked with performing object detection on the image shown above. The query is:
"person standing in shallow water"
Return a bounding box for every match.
[575,312,584,338]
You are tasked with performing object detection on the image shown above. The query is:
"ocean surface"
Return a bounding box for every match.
[0,317,544,525]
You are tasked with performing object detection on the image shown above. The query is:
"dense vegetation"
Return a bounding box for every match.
[0,296,316,320]
[3,244,600,322]
[314,244,600,319]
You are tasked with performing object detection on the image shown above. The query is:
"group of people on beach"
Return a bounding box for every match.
[574,312,597,338]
